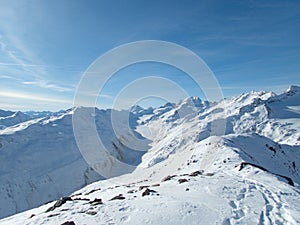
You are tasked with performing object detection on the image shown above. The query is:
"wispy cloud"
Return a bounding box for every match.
[22,81,73,92]
[0,61,44,67]
[0,5,75,94]
[0,37,75,93]
[0,91,71,104]
[0,74,21,80]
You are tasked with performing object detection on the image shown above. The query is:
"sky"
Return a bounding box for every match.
[0,0,299,111]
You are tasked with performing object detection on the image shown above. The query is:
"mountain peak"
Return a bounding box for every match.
[286,85,300,94]
[180,96,204,108]
[1,86,300,223]
[131,105,144,114]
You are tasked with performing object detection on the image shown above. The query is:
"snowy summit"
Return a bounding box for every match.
[0,86,300,224]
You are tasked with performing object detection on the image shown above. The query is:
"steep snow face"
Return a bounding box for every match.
[0,86,300,223]
[194,86,300,145]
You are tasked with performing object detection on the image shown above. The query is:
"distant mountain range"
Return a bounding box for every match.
[0,86,299,224]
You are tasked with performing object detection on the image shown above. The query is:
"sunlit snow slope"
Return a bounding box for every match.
[0,86,299,224]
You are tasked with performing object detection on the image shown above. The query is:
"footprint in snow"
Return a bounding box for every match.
[236,188,246,201]
[229,200,237,209]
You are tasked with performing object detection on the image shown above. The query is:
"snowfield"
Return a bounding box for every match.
[0,86,300,224]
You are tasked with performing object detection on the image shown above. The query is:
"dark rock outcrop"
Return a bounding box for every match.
[178,178,188,184]
[46,197,73,212]
[139,185,149,191]
[189,170,203,177]
[86,210,97,215]
[89,198,103,206]
[142,188,157,197]
[162,175,177,182]
[61,221,75,225]
[109,194,125,201]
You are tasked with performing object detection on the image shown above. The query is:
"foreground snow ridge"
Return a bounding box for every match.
[0,85,300,224]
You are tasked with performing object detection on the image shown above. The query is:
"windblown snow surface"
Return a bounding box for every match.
[0,86,300,224]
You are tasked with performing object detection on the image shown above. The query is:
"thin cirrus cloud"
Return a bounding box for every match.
[0,37,78,93]
[0,91,71,104]
[0,62,45,67]
[0,38,76,94]
[0,74,21,80]
[0,5,76,97]
[22,81,73,93]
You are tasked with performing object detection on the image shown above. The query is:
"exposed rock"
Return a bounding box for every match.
[205,173,215,177]
[178,178,188,184]
[29,214,35,218]
[136,179,149,183]
[86,210,97,215]
[179,173,189,176]
[142,189,150,196]
[266,144,276,153]
[73,197,90,201]
[60,208,69,211]
[139,185,149,191]
[71,193,82,197]
[162,175,177,182]
[85,188,101,195]
[110,194,125,201]
[61,221,76,225]
[46,197,73,212]
[89,198,103,206]
[142,188,157,197]
[189,170,203,177]
[48,213,60,217]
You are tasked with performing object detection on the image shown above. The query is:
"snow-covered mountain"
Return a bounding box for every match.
[0,109,14,118]
[0,108,147,219]
[0,111,31,130]
[0,110,57,130]
[0,86,300,224]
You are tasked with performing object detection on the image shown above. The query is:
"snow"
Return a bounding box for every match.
[0,111,32,130]
[0,85,300,224]
[1,133,299,224]
[0,109,14,118]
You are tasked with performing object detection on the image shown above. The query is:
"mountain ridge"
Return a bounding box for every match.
[0,85,299,223]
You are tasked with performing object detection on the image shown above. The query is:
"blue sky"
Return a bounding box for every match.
[0,0,299,110]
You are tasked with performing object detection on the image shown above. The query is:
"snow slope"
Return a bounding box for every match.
[1,134,299,225]
[0,108,147,219]
[0,85,300,224]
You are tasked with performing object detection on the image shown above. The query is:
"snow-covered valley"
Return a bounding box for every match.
[0,86,300,224]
